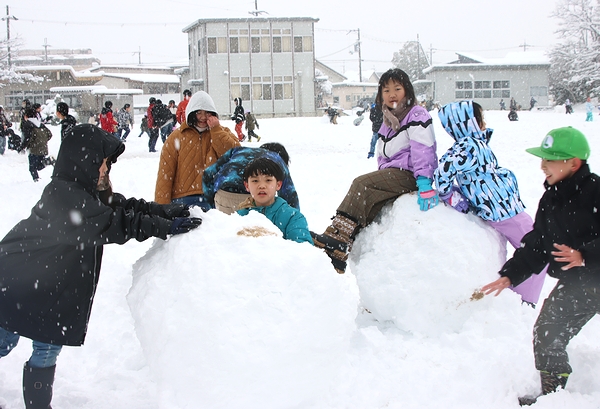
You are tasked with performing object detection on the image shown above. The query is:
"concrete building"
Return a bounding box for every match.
[182,17,319,118]
[422,52,551,110]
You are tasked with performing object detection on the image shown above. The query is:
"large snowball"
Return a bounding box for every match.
[127,209,359,409]
[350,193,508,336]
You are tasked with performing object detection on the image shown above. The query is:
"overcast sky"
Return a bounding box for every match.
[6,0,560,75]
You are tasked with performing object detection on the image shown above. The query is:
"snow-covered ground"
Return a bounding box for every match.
[0,105,599,409]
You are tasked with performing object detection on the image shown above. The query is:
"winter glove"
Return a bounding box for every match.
[161,203,191,219]
[440,186,470,214]
[416,176,439,212]
[168,217,202,235]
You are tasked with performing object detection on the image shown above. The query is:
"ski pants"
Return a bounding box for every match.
[234,122,245,141]
[148,128,159,152]
[337,168,417,228]
[533,279,600,375]
[486,212,547,304]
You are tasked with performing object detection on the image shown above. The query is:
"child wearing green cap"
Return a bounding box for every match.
[482,126,600,405]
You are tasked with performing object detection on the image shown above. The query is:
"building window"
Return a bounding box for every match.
[530,86,548,97]
[207,38,217,54]
[273,37,282,53]
[294,37,303,52]
[492,80,511,98]
[230,37,239,53]
[231,77,251,100]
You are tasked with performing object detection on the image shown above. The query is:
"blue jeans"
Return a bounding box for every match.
[369,132,378,155]
[0,134,5,154]
[118,126,131,140]
[172,195,211,211]
[28,154,46,181]
[160,122,174,143]
[0,326,62,368]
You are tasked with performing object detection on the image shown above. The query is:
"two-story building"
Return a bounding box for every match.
[182,17,319,118]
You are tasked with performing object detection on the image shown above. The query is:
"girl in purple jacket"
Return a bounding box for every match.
[312,68,439,273]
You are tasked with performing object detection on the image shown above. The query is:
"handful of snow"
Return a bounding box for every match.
[127,209,359,409]
[350,194,508,336]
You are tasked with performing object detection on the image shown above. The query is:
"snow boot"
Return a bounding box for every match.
[518,371,568,406]
[312,213,359,274]
[23,362,55,409]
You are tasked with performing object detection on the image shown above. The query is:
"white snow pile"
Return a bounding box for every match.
[127,208,359,409]
[351,193,508,336]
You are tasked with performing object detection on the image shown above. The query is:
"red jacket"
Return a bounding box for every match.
[176,99,189,124]
[147,103,156,128]
[99,108,117,133]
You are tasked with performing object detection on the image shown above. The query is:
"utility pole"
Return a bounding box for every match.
[348,29,362,82]
[133,46,141,65]
[42,38,51,63]
[2,6,18,68]
[519,40,530,52]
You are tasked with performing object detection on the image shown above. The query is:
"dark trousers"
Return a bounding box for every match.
[337,168,417,227]
[148,128,159,152]
[533,279,600,374]
[28,154,46,181]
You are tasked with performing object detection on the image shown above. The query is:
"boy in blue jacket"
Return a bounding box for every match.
[237,158,313,245]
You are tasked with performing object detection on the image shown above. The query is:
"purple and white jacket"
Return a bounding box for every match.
[376,105,437,179]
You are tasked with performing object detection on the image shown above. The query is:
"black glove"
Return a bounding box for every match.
[168,217,202,235]
[161,203,190,219]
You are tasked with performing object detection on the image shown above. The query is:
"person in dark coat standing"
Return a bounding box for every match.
[231,97,246,142]
[55,102,77,140]
[368,103,383,158]
[0,124,201,409]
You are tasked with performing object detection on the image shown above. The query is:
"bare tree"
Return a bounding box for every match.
[391,41,430,82]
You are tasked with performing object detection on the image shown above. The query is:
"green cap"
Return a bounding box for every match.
[526,126,590,160]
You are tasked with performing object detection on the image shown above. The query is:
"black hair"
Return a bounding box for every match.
[32,103,41,110]
[472,101,484,129]
[123,103,131,109]
[183,89,192,97]
[169,100,176,105]
[149,97,156,104]
[375,68,416,109]
[105,101,113,109]
[56,102,69,116]
[259,142,290,166]
[156,99,162,105]
[243,157,284,182]
[187,110,218,127]
[25,107,37,118]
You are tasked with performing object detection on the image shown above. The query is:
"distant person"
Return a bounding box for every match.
[368,103,383,159]
[154,91,240,210]
[55,102,77,140]
[0,124,201,409]
[147,97,159,152]
[0,106,17,154]
[168,100,178,127]
[152,99,175,143]
[19,99,31,131]
[245,110,261,142]
[20,107,55,182]
[499,99,506,110]
[231,97,246,142]
[565,99,573,114]
[585,97,594,121]
[116,103,134,141]
[176,89,192,125]
[237,157,313,244]
[434,100,546,306]
[326,106,338,124]
[482,127,598,406]
[530,97,537,111]
[508,108,519,121]
[509,97,517,111]
[203,143,299,214]
[99,101,118,137]
[138,114,149,138]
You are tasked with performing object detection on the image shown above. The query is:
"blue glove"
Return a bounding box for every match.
[416,176,439,211]
[440,186,470,214]
[168,217,202,235]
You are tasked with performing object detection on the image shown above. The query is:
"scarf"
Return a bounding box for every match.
[381,99,412,132]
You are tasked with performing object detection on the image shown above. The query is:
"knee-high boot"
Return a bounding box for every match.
[23,362,55,409]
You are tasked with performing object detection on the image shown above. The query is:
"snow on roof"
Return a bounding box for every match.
[49,85,108,92]
[424,51,550,73]
[91,89,144,95]
[15,65,103,79]
[103,72,180,83]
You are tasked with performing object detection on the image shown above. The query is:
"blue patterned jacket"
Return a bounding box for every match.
[434,100,524,221]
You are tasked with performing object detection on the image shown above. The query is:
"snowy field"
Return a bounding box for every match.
[0,105,599,409]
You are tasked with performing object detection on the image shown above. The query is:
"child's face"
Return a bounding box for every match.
[382,80,405,108]
[244,173,282,207]
[541,158,578,185]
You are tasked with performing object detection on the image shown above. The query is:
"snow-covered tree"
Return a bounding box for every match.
[548,0,600,103]
[0,36,42,86]
[391,41,429,81]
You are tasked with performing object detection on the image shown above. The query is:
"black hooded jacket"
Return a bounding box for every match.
[500,164,600,286]
[231,97,245,124]
[0,124,175,346]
